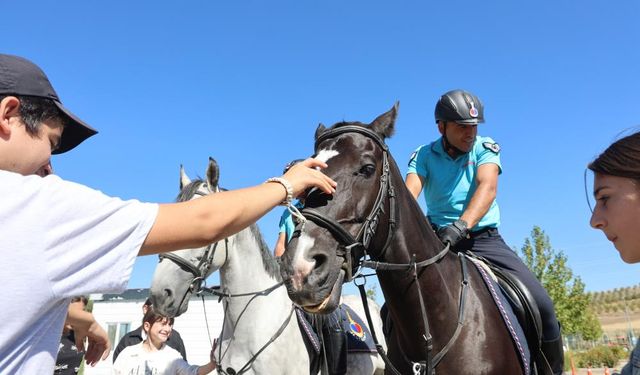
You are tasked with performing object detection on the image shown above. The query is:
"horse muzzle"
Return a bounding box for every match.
[285,268,345,314]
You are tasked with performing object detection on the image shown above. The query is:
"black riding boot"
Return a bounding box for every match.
[322,311,347,375]
[539,335,564,375]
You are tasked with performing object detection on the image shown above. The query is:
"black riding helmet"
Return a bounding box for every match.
[435,89,485,125]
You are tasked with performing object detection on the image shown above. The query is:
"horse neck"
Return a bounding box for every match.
[377,159,462,325]
[219,225,291,323]
[217,226,307,372]
[383,158,457,266]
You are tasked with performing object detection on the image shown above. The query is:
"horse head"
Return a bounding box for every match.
[150,157,230,317]
[281,103,399,313]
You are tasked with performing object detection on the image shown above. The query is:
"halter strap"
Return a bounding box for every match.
[315,125,388,152]
[303,125,397,281]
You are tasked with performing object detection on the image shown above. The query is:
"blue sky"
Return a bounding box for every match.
[4,1,639,297]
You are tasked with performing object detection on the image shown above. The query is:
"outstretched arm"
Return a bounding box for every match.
[141,158,336,255]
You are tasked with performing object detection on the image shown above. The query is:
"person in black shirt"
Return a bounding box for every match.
[55,296,90,375]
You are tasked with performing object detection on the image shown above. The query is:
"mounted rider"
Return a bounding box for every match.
[404,89,564,374]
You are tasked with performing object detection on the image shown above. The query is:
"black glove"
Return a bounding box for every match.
[437,220,469,248]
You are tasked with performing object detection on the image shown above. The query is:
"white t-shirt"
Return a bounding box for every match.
[0,171,159,374]
[112,342,199,375]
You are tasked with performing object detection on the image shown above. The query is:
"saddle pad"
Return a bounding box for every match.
[296,307,322,354]
[295,304,377,355]
[470,257,531,375]
[340,304,377,354]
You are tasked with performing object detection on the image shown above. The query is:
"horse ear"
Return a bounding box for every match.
[315,123,327,140]
[206,157,220,189]
[180,165,191,190]
[369,101,399,140]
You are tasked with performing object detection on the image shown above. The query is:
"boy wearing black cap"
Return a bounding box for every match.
[0,54,337,374]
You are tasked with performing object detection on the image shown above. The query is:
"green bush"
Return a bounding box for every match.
[572,345,627,368]
[610,345,628,361]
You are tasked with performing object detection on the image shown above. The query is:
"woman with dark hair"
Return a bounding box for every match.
[112,308,217,375]
[589,131,640,375]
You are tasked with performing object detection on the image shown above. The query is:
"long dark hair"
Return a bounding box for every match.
[589,131,640,180]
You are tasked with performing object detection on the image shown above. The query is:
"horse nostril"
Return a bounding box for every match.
[164,288,173,299]
[312,254,327,270]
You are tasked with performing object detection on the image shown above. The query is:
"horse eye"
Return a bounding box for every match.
[358,164,376,177]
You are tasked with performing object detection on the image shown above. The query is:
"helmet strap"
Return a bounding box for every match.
[442,122,466,158]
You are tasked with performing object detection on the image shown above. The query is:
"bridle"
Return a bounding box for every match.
[299,125,469,375]
[158,182,229,311]
[159,180,292,375]
[300,125,398,281]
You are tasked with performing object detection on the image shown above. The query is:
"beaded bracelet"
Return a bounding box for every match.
[265,177,293,206]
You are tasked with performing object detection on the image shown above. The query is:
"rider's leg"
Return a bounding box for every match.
[322,309,347,375]
[460,228,564,374]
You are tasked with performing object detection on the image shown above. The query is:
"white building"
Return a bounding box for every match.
[84,288,224,375]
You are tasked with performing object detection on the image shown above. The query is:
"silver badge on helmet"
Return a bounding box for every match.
[469,102,478,118]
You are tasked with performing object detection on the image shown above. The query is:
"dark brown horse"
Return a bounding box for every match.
[280,104,526,374]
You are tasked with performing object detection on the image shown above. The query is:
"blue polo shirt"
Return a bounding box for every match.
[407,136,502,231]
[278,201,304,241]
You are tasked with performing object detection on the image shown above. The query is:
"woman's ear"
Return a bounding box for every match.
[0,96,21,136]
[143,321,151,333]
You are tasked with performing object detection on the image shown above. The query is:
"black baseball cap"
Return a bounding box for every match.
[0,54,97,154]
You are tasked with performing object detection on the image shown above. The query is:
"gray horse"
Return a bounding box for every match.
[150,158,386,375]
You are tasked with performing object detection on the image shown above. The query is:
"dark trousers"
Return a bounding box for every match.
[457,228,561,341]
[320,309,347,375]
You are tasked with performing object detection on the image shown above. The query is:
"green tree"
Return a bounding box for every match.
[519,226,602,338]
[366,284,378,301]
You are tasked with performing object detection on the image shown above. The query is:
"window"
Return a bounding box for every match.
[107,323,118,348]
[118,322,131,343]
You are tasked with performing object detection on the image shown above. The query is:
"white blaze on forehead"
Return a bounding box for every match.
[314,149,340,164]
[291,233,317,290]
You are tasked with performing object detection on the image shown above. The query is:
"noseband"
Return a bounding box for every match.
[158,183,229,307]
[159,240,226,294]
[301,125,397,281]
